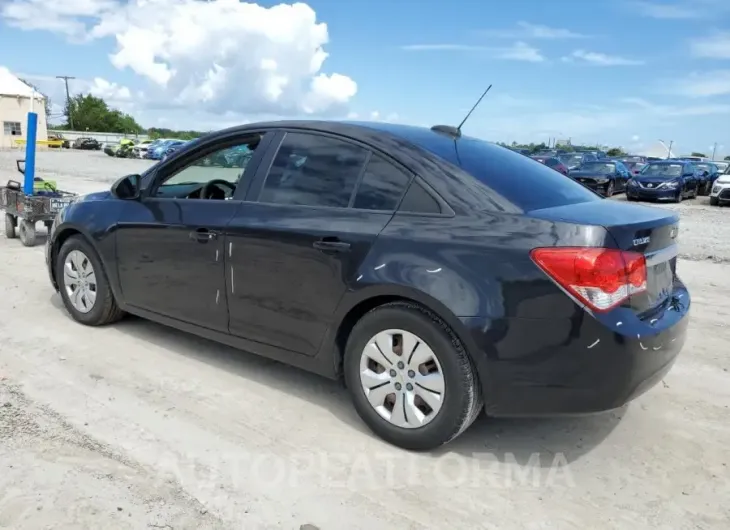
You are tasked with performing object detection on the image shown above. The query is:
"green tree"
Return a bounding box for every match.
[724,155,730,161]
[61,94,144,134]
[606,147,625,157]
[19,78,52,118]
[691,152,707,158]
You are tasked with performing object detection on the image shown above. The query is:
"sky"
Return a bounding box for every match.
[1,0,730,157]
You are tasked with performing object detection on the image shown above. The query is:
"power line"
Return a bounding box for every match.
[56,75,76,129]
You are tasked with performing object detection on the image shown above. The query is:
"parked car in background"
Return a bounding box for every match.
[559,152,597,171]
[72,137,101,150]
[712,161,729,174]
[146,139,182,160]
[626,160,699,202]
[44,119,690,451]
[530,155,570,176]
[569,160,631,196]
[47,133,69,149]
[132,139,156,159]
[710,170,730,205]
[623,161,646,176]
[103,143,120,157]
[692,162,720,195]
[161,140,189,161]
[618,155,648,164]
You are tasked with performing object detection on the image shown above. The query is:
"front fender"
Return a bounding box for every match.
[49,196,125,301]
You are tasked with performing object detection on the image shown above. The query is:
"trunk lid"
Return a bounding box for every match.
[528,200,679,314]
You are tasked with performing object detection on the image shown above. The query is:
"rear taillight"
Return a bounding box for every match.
[530,247,647,312]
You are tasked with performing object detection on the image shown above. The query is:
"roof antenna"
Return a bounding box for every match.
[431,84,492,138]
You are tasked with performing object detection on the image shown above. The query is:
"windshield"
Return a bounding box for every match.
[578,162,615,174]
[560,154,583,166]
[640,163,683,178]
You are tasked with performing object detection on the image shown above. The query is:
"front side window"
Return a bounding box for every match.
[155,134,263,199]
[259,132,368,208]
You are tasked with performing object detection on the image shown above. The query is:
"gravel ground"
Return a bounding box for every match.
[0,149,729,529]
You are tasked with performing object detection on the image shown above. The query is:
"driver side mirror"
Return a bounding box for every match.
[111,174,141,200]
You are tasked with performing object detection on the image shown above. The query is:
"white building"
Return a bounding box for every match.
[0,66,48,149]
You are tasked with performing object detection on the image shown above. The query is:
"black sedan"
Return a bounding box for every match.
[693,162,721,195]
[569,160,631,196]
[72,137,101,150]
[45,120,690,451]
[626,161,699,202]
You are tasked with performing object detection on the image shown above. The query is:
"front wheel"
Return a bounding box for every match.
[604,181,614,197]
[343,302,483,451]
[710,196,720,206]
[55,235,125,326]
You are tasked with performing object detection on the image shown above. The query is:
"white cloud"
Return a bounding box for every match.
[400,44,489,52]
[481,21,589,39]
[690,32,730,58]
[631,1,703,19]
[402,41,544,62]
[1,0,357,117]
[562,50,644,66]
[667,70,730,97]
[620,96,730,116]
[632,135,640,141]
[495,42,545,62]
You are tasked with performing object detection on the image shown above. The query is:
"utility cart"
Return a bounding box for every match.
[1,160,77,247]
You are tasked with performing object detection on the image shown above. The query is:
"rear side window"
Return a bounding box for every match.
[353,155,411,211]
[399,179,442,214]
[545,158,559,168]
[259,132,368,208]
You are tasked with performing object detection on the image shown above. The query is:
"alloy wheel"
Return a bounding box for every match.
[359,329,445,429]
[63,250,97,314]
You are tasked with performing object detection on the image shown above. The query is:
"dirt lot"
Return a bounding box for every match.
[1,149,729,529]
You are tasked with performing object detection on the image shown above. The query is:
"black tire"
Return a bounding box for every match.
[4,213,16,239]
[627,195,638,201]
[55,235,125,326]
[604,181,614,197]
[673,190,683,203]
[343,301,483,451]
[18,219,36,247]
[710,196,719,206]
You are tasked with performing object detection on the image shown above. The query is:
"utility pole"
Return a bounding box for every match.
[56,75,76,129]
[711,142,718,160]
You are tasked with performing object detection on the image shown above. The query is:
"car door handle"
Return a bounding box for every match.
[313,238,351,252]
[189,228,218,242]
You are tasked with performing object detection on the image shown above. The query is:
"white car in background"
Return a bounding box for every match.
[132,139,155,158]
[710,168,730,206]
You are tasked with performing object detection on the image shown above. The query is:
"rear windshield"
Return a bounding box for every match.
[442,136,601,211]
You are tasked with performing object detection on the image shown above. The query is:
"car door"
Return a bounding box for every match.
[225,131,413,356]
[615,161,630,191]
[114,131,273,332]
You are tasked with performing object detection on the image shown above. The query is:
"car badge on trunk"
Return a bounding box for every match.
[633,236,651,246]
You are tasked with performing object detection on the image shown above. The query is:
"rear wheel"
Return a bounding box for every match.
[4,213,16,239]
[343,301,483,451]
[55,235,125,326]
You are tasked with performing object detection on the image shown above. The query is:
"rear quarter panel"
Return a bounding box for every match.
[336,211,615,322]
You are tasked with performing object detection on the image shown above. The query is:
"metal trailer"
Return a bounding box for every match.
[0,160,77,247]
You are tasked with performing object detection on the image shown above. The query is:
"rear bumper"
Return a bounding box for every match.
[462,283,690,416]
